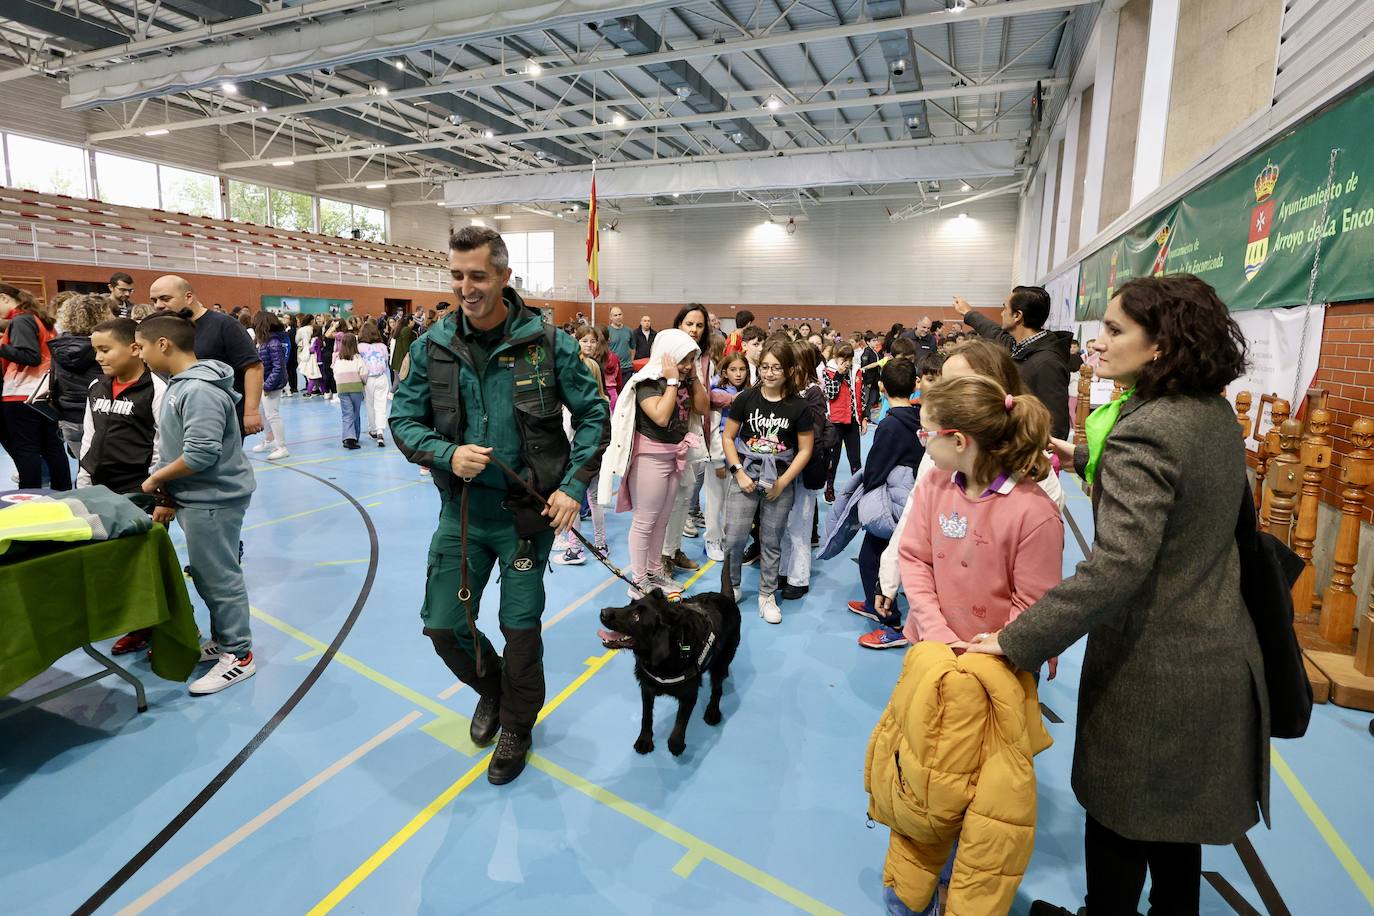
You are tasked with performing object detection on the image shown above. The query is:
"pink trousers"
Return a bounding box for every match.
[627,451,683,581]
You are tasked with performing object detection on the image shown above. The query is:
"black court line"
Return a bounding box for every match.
[1205,872,1264,916]
[1039,702,1063,724]
[1233,835,1291,916]
[1061,501,1092,558]
[73,464,379,915]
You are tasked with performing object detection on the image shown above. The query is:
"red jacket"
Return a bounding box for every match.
[822,365,861,425]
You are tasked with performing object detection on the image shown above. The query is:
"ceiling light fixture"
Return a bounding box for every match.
[483,129,495,139]
[960,181,972,191]
[527,62,543,76]
[144,128,170,136]
[394,59,406,70]
[611,112,627,127]
[220,81,238,95]
[494,213,512,220]
[950,0,969,12]
[672,192,680,198]
[259,105,269,112]
[366,182,386,189]
[765,94,782,111]
[272,159,295,167]
[675,86,692,100]
[957,212,969,219]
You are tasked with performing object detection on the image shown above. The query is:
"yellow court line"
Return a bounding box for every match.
[305,651,615,915]
[243,482,420,531]
[528,754,843,916]
[1271,748,1374,906]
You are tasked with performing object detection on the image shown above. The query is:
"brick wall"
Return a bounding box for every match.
[1312,301,1374,524]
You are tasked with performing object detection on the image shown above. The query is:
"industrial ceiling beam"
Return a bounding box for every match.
[7,0,126,51]
[68,0,1099,116]
[217,77,1057,169]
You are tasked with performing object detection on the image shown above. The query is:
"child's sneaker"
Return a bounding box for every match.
[592,538,608,555]
[189,652,256,695]
[847,600,879,622]
[268,447,290,460]
[682,517,699,538]
[251,442,269,453]
[758,592,782,624]
[111,628,152,655]
[705,538,724,562]
[552,546,586,566]
[645,571,685,595]
[858,626,909,649]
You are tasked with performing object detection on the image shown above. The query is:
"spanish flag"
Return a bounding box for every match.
[586,164,600,299]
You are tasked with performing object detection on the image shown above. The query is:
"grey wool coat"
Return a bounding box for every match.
[999,393,1270,845]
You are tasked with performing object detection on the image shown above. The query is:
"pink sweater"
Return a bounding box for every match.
[899,470,1064,646]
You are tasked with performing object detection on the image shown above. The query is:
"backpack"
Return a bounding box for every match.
[800,383,834,490]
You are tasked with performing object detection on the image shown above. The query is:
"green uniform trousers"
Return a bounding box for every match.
[422,485,555,733]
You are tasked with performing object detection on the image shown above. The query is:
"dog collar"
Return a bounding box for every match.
[643,631,717,686]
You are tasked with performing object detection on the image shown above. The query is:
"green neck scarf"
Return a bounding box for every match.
[1083,388,1134,486]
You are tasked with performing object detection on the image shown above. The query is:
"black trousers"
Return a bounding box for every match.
[1,402,72,490]
[825,421,861,488]
[286,350,299,394]
[1085,814,1201,916]
[424,625,545,735]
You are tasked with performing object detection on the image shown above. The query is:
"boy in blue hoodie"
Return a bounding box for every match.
[848,357,925,650]
[137,312,258,695]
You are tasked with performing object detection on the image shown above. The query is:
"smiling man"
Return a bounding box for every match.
[389,226,610,785]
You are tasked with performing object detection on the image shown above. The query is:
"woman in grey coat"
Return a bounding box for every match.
[969,275,1267,915]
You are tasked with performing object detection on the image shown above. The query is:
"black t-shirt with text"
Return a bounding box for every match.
[635,378,690,444]
[728,386,812,455]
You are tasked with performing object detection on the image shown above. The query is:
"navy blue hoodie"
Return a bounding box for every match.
[861,405,925,492]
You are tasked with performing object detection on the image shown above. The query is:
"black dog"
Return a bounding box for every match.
[599,557,740,756]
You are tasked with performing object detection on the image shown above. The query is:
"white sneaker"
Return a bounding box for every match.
[758,592,782,624]
[551,546,586,566]
[645,571,685,594]
[705,539,724,562]
[268,447,290,460]
[189,651,256,695]
[251,442,269,453]
[682,517,699,538]
[199,640,221,662]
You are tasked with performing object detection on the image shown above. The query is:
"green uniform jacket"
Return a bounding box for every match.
[389,290,610,503]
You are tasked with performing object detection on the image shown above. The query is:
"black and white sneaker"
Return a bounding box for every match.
[189,652,256,695]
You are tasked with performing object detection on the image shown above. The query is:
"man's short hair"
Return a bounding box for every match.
[449,226,510,271]
[736,310,755,328]
[436,301,451,311]
[93,317,138,345]
[881,356,918,399]
[136,312,197,351]
[1008,285,1051,330]
[109,271,134,287]
[741,325,767,343]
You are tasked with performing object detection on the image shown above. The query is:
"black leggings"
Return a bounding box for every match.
[825,421,861,488]
[1,402,72,490]
[1085,814,1201,915]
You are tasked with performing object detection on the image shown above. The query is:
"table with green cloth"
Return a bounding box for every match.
[0,525,200,702]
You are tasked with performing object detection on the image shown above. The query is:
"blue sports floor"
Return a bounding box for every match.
[2,395,1373,915]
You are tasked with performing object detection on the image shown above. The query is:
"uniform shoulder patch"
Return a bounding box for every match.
[512,557,535,571]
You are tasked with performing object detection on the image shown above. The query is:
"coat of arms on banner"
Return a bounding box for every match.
[1245,161,1279,281]
[1150,224,1172,276]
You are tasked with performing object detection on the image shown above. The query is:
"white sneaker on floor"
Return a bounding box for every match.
[268,447,290,460]
[682,518,699,538]
[645,571,685,595]
[251,442,269,453]
[199,640,221,662]
[551,546,586,566]
[189,651,256,695]
[705,539,724,562]
[733,586,743,603]
[758,592,782,624]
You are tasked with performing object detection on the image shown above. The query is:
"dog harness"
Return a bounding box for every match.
[642,630,718,686]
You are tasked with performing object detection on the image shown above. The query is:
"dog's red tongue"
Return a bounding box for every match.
[598,629,634,650]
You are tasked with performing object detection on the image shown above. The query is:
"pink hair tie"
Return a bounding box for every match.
[1004,394,1015,412]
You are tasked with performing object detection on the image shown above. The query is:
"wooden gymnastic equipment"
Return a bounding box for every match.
[1255,397,1290,531]
[1319,418,1374,646]
[1263,418,1304,546]
[1234,391,1253,441]
[1074,363,1093,443]
[1290,407,1333,620]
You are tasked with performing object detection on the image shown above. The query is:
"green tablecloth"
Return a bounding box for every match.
[0,526,200,696]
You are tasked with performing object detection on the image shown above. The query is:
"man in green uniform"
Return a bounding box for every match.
[390,227,609,785]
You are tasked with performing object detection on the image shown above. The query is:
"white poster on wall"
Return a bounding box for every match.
[1226,304,1326,445]
[1044,264,1080,332]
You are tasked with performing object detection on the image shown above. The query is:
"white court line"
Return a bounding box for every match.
[118,574,616,911]
[435,574,619,700]
[116,712,422,916]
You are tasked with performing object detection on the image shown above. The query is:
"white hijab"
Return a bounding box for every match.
[596,328,700,504]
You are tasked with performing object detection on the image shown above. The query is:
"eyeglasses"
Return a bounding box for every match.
[758,364,784,374]
[916,428,959,444]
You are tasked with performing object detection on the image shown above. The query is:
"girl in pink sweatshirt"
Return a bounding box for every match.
[898,374,1064,675]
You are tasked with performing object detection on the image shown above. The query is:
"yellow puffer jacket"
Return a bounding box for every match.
[865,642,1052,915]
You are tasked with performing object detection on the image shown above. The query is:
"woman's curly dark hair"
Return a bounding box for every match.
[1114,274,1248,400]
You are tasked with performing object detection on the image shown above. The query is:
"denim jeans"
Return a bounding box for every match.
[339,391,363,440]
[882,840,956,916]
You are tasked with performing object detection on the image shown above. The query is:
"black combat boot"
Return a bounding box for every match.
[487,729,532,785]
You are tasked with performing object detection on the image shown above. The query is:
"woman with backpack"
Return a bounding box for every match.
[1,285,71,489]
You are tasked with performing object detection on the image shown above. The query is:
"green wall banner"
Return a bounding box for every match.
[1076,79,1374,320]
[260,295,353,315]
